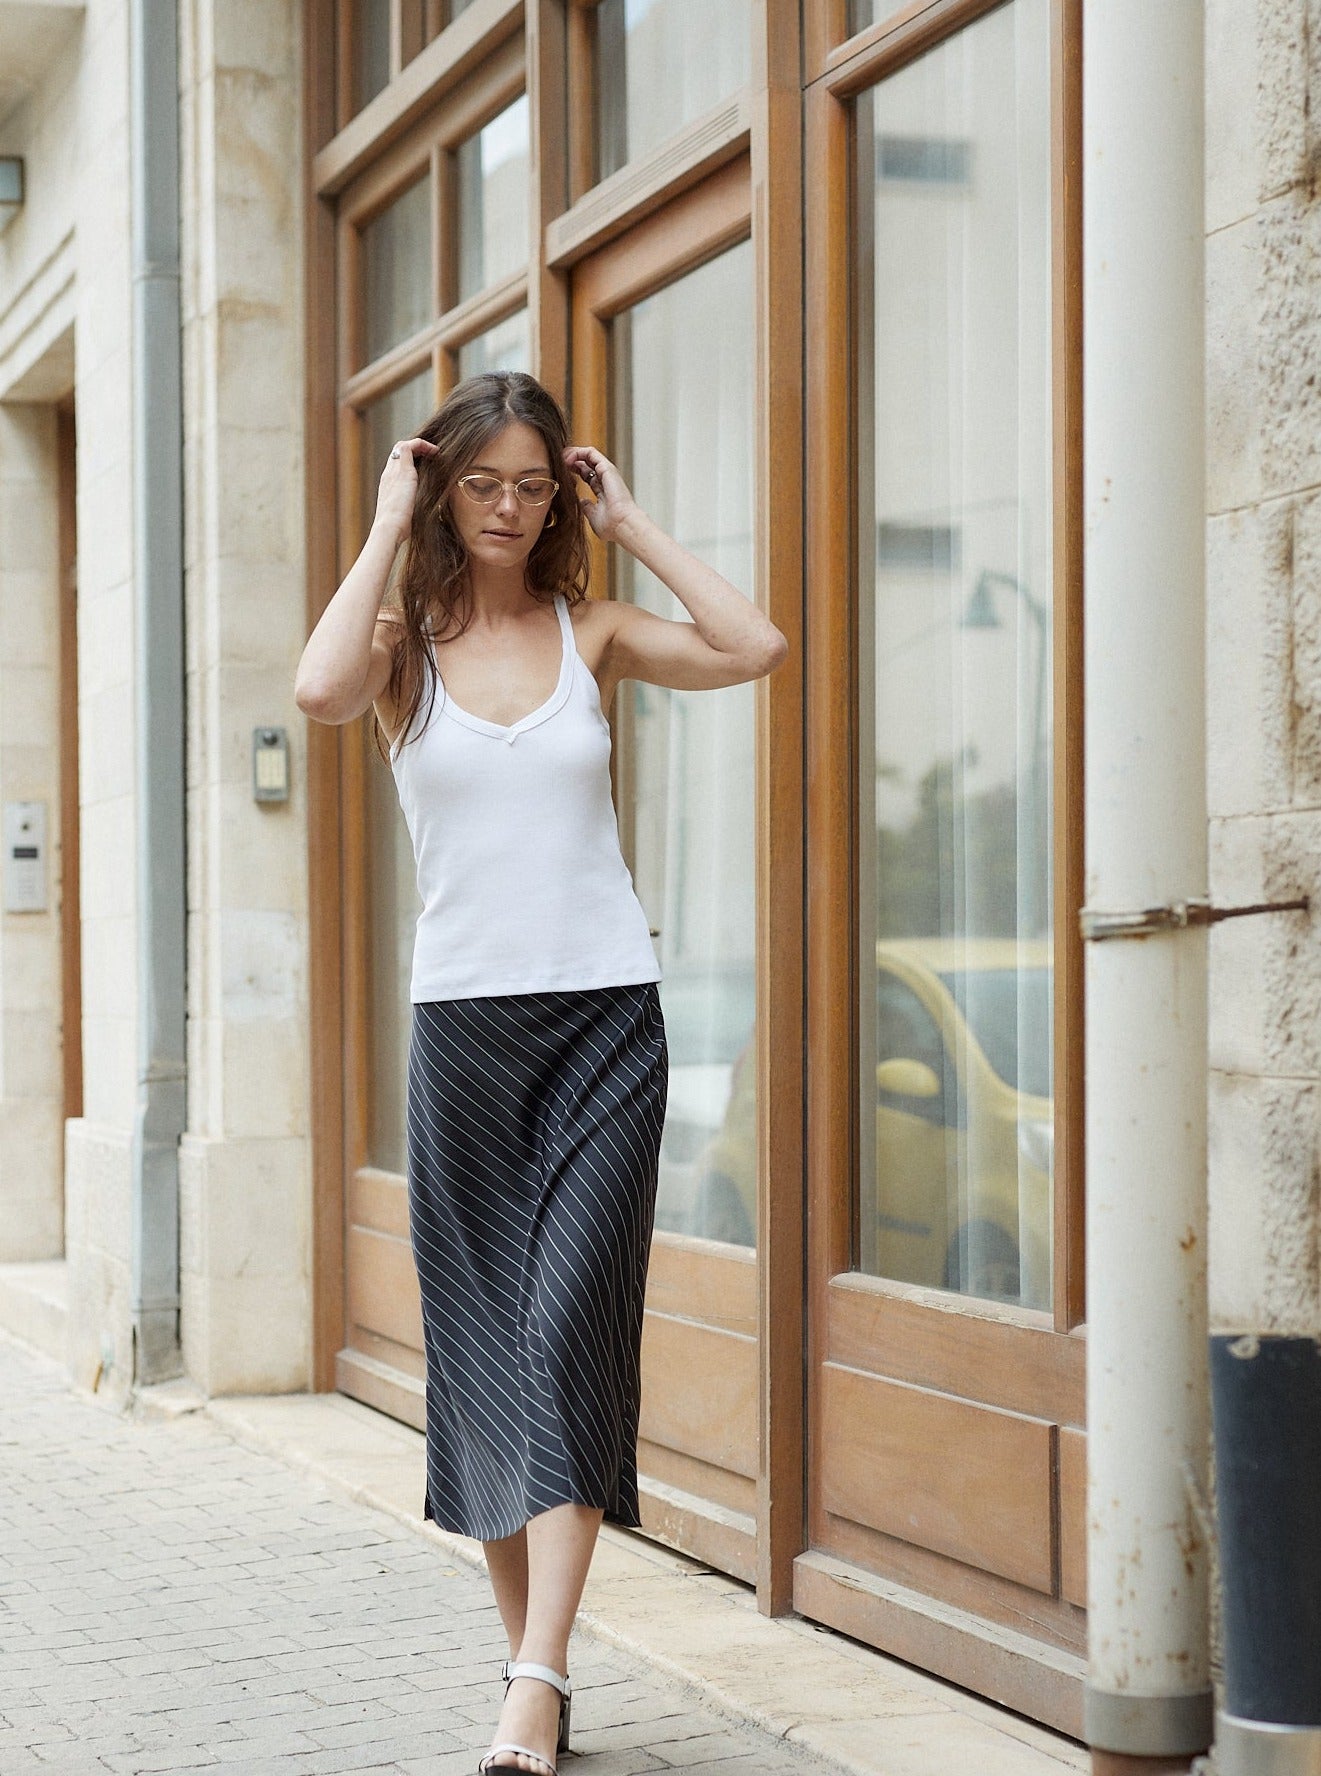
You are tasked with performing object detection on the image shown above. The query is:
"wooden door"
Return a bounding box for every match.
[569,162,764,1581]
[796,0,1088,1735]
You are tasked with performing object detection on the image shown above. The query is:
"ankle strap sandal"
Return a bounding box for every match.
[478,1660,572,1773]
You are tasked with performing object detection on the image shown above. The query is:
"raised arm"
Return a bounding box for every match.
[294,435,438,723]
[562,442,788,693]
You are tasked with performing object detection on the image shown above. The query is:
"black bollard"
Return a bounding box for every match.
[1208,1332,1321,1774]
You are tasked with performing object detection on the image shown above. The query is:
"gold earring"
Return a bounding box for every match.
[546,509,557,527]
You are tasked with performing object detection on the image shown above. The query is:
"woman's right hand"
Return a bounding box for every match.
[374,436,440,545]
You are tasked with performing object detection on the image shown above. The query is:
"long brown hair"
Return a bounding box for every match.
[371,370,591,763]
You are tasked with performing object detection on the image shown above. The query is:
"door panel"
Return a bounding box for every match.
[820,1365,1054,1591]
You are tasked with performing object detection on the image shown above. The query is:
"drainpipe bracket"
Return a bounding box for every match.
[1080,897,1310,941]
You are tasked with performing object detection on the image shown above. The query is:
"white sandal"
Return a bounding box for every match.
[477,1659,572,1774]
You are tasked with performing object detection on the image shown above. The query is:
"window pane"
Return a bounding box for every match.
[362,177,433,365]
[612,240,757,1249]
[596,0,750,181]
[855,0,1054,1310]
[457,309,530,380]
[353,0,391,112]
[362,369,434,1172]
[457,95,530,303]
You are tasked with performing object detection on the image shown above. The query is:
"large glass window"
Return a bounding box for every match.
[855,0,1054,1310]
[457,95,530,303]
[596,0,750,181]
[362,177,432,363]
[612,239,757,1248]
[457,309,530,380]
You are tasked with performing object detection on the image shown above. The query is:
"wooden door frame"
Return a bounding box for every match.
[798,0,1087,1731]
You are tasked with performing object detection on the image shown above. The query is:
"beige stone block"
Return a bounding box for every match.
[0,743,61,808]
[75,460,133,595]
[221,1013,308,1140]
[0,481,57,574]
[2,1007,63,1099]
[0,569,59,667]
[1286,488,1321,802]
[212,425,299,564]
[77,581,134,699]
[0,666,59,748]
[178,1131,309,1286]
[80,904,138,1014]
[211,1,298,80]
[186,1012,226,1137]
[1209,817,1269,1075]
[1206,214,1262,515]
[79,1010,139,1127]
[195,1271,310,1394]
[78,796,136,920]
[1207,0,1258,233]
[1258,810,1321,1079]
[1210,1070,1271,1330]
[1256,0,1314,201]
[64,1119,134,1399]
[1,923,61,1012]
[210,558,306,671]
[1259,188,1321,499]
[215,308,303,441]
[218,907,303,1021]
[214,780,304,912]
[77,681,136,803]
[0,1099,64,1258]
[0,405,56,485]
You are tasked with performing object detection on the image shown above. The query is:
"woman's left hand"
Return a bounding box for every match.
[563,445,642,544]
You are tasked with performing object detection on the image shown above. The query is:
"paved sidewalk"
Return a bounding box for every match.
[0,1331,838,1776]
[0,1326,1088,1776]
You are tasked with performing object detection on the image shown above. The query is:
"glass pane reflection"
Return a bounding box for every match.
[612,240,756,1248]
[353,0,391,113]
[596,0,750,181]
[457,308,530,380]
[362,177,432,365]
[362,370,433,1174]
[457,95,530,303]
[855,0,1055,1310]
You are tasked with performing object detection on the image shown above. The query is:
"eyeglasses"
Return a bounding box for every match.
[456,473,559,508]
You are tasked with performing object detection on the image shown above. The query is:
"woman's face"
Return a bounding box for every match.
[444,420,556,567]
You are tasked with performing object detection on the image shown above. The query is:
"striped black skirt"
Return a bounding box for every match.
[405,979,669,1541]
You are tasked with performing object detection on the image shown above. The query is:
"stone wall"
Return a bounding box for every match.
[177,0,311,1393]
[1206,0,1321,1334]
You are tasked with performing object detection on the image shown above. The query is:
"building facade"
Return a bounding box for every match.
[0,0,1311,1757]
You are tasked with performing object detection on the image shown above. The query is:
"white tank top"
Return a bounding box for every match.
[388,591,662,1002]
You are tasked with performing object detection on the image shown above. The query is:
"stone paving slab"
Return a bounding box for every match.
[0,1331,846,1775]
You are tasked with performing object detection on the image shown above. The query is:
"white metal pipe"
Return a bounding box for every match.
[1082,0,1212,1760]
[129,0,186,1385]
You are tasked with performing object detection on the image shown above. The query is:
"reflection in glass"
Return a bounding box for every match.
[596,0,750,181]
[457,309,530,381]
[457,95,530,303]
[361,370,434,563]
[612,240,756,1248]
[362,177,432,364]
[855,1,1054,1309]
[353,1,391,113]
[363,371,433,1171]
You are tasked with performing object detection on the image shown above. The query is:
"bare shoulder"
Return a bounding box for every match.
[565,592,622,701]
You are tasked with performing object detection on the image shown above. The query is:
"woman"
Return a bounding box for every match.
[294,371,787,1776]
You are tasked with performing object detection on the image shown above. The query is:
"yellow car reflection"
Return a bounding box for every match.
[689,939,1053,1310]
